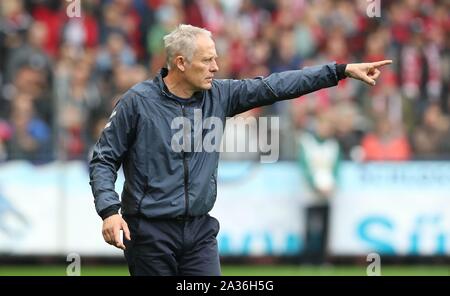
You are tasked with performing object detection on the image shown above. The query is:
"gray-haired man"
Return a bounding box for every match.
[89,24,392,276]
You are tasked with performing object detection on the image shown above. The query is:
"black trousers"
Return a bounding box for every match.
[303,204,329,264]
[123,214,221,276]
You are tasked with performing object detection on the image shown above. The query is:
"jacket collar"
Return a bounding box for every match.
[155,68,171,97]
[154,68,204,102]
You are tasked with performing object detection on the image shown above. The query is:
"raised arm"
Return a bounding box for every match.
[218,60,392,117]
[218,63,342,117]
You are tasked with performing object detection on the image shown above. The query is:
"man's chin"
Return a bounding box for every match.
[201,83,213,90]
[194,81,213,91]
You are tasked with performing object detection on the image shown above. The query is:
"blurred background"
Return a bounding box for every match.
[0,0,449,275]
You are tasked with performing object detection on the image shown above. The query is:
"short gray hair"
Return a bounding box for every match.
[163,24,212,70]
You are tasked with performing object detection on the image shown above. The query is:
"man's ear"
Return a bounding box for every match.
[175,56,185,72]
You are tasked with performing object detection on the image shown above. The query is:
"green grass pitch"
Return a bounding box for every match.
[0,265,448,276]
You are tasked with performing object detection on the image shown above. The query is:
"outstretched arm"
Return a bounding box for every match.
[218,61,392,117]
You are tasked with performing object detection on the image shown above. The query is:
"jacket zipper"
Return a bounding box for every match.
[180,104,190,217]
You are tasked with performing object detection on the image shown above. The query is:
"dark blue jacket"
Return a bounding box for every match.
[89,63,346,219]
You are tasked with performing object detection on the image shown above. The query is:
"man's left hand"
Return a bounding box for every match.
[345,60,393,86]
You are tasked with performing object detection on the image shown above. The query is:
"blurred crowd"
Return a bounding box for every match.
[0,0,449,163]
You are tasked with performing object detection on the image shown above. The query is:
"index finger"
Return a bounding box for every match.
[115,241,126,250]
[371,60,393,68]
[114,227,126,250]
[123,221,131,241]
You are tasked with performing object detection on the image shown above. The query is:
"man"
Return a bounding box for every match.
[297,111,342,264]
[89,24,392,276]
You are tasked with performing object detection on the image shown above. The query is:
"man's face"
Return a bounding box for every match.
[184,34,219,91]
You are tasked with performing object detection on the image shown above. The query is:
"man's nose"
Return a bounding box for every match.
[210,60,219,72]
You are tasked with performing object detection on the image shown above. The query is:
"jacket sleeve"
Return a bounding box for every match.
[88,94,137,219]
[219,62,342,117]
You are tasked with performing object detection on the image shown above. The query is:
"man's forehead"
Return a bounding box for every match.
[195,35,217,54]
[196,33,214,44]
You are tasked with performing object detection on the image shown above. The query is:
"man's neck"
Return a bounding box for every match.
[163,70,195,99]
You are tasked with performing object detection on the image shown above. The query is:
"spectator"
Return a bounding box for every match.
[5,21,52,85]
[361,115,411,161]
[413,103,450,159]
[96,31,136,74]
[334,102,365,160]
[6,93,52,163]
[0,0,33,75]
[55,61,102,159]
